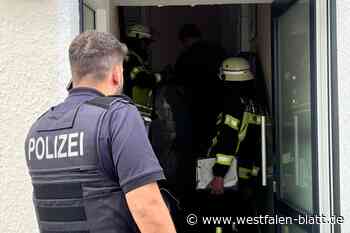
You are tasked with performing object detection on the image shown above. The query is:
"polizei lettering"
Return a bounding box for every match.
[28,132,84,160]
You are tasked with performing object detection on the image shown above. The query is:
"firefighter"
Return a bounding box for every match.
[208,57,265,233]
[124,24,160,128]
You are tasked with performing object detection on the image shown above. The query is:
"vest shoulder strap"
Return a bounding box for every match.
[85,95,134,109]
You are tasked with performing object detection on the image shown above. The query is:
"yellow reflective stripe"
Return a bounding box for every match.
[238,167,251,179]
[235,112,263,154]
[130,66,144,80]
[216,227,223,233]
[129,50,153,80]
[211,112,260,157]
[224,114,240,130]
[238,166,260,179]
[235,112,249,154]
[246,112,262,125]
[238,112,249,142]
[208,131,221,153]
[216,113,240,130]
[235,142,241,155]
[239,112,263,137]
[216,154,234,166]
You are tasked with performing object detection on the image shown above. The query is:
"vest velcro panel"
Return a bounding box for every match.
[33,183,83,199]
[37,206,87,222]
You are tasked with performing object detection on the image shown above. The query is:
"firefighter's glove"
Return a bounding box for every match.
[209,176,225,195]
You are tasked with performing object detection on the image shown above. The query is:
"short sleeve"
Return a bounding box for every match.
[110,104,165,193]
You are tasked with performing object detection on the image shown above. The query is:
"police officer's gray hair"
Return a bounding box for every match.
[69,31,128,80]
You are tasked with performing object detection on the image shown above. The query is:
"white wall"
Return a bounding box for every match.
[336,1,350,232]
[0,1,79,232]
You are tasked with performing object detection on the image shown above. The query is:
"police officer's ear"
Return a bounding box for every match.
[111,63,124,87]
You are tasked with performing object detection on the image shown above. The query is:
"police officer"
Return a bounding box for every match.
[208,57,265,233]
[25,31,176,233]
[124,24,160,126]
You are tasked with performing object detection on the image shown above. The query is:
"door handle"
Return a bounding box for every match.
[261,115,267,186]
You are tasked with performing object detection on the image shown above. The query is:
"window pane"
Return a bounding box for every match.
[278,0,313,212]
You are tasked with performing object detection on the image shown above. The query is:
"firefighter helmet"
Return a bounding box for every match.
[127,24,152,40]
[219,57,254,82]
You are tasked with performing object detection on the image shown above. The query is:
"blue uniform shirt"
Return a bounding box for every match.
[64,87,165,193]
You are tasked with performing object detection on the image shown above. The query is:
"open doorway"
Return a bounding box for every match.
[117,4,275,233]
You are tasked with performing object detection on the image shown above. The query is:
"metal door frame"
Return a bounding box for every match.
[329,1,341,232]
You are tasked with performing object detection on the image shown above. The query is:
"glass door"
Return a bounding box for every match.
[273,0,318,232]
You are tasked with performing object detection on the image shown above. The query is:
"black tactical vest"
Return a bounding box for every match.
[25,95,140,233]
